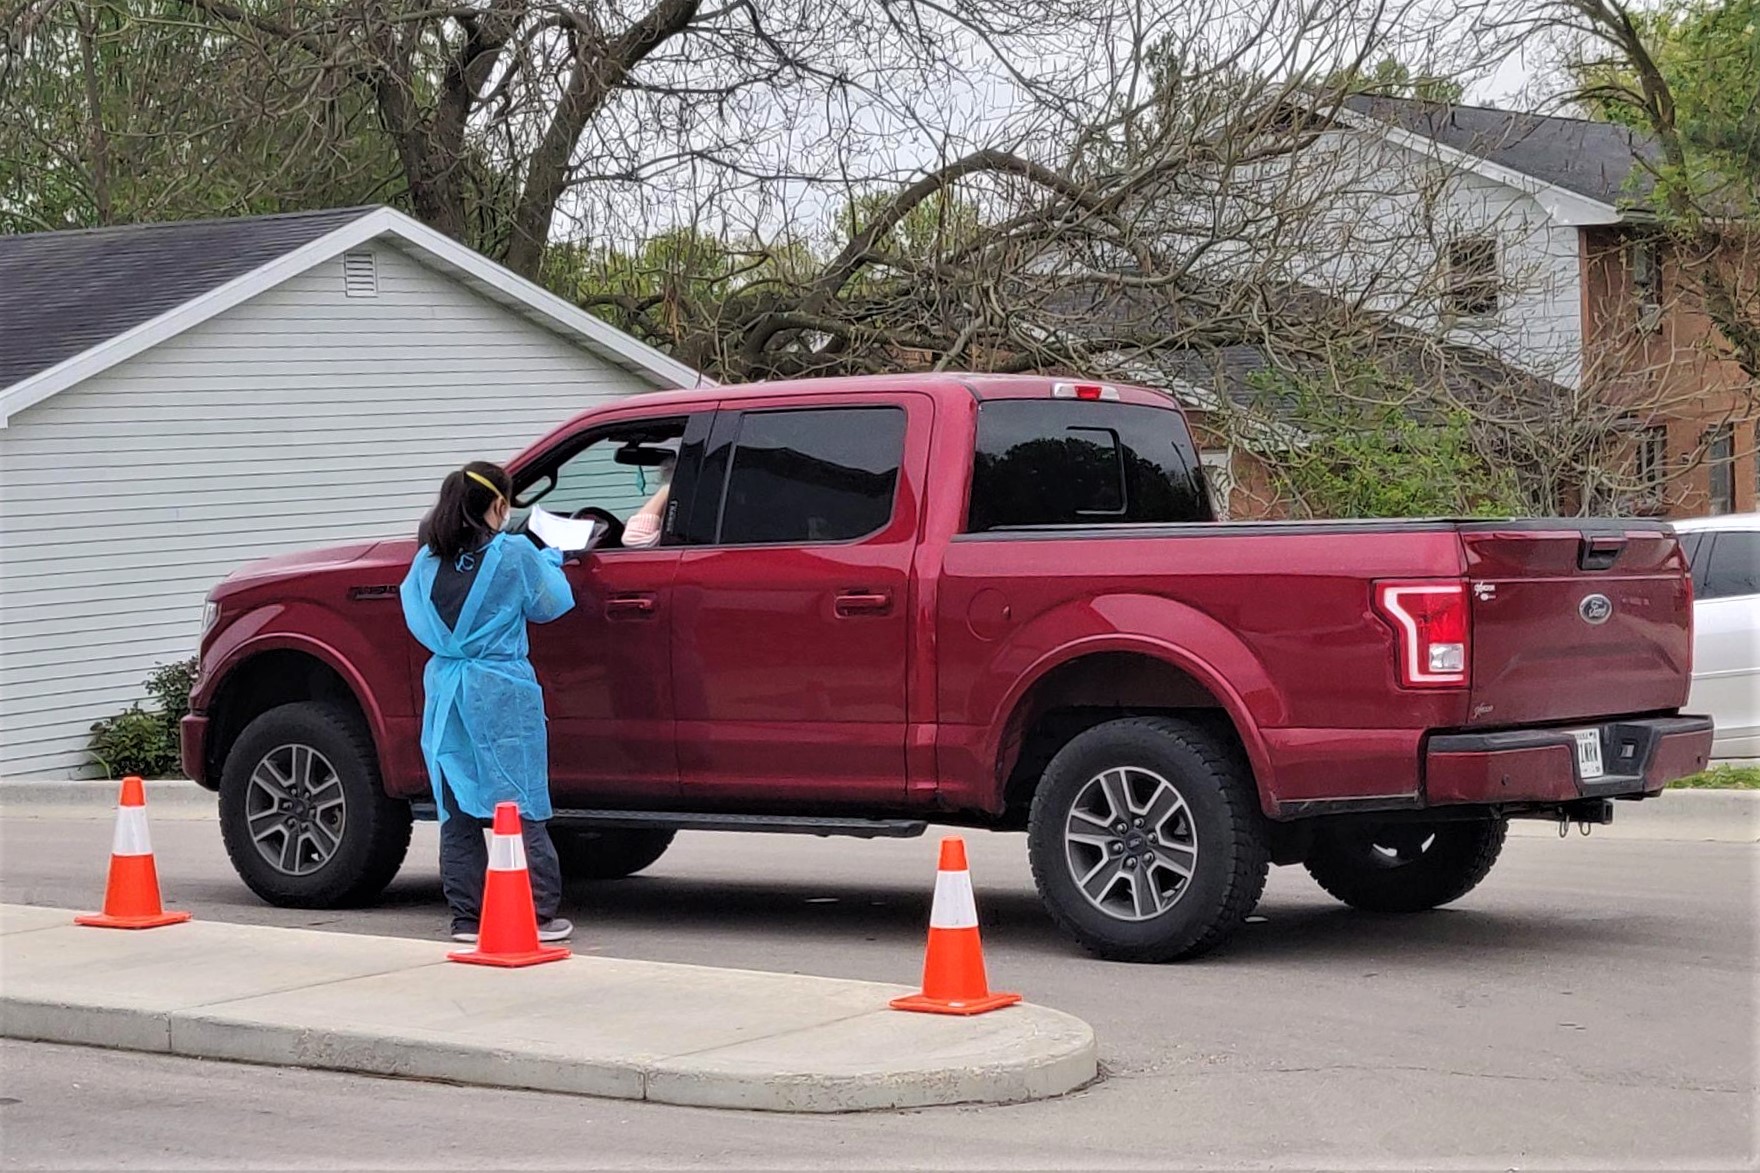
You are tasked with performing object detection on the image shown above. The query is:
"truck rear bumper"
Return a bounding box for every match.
[1425,715,1714,807]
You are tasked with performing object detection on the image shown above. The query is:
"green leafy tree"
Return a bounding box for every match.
[1555,0,1760,377]
[1245,366,1526,518]
[0,1,399,232]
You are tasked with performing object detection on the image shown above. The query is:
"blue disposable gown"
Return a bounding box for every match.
[399,533,575,824]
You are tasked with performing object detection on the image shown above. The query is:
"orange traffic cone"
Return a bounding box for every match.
[448,802,569,968]
[891,836,1021,1016]
[75,776,192,930]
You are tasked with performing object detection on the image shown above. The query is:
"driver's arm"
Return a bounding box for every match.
[623,485,669,548]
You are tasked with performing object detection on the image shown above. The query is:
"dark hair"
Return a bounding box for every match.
[417,461,512,563]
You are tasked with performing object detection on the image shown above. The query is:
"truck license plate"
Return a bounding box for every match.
[1572,729,1605,780]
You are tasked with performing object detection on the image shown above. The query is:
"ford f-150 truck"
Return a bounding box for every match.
[182,374,1715,961]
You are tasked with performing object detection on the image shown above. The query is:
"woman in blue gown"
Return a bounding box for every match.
[400,462,576,943]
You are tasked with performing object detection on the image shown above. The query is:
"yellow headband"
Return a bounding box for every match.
[464,470,504,501]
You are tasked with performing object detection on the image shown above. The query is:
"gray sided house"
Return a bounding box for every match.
[0,206,700,778]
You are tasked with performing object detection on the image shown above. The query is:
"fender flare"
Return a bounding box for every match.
[202,625,391,775]
[980,596,1281,808]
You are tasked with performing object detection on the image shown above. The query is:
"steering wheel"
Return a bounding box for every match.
[569,506,626,549]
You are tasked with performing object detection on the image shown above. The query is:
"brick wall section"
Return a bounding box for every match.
[1582,226,1758,517]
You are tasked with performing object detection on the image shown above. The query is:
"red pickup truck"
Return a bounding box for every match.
[182,374,1714,961]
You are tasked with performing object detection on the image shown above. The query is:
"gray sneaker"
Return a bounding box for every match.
[450,920,479,943]
[538,918,574,943]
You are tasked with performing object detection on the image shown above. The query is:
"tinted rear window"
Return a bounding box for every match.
[717,407,906,544]
[967,400,1211,531]
[1699,531,1760,601]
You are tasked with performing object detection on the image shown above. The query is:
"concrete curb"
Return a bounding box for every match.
[0,779,216,819]
[4,779,1753,841]
[0,905,1097,1112]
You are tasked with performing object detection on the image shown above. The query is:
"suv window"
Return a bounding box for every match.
[967,400,1211,531]
[716,407,907,545]
[1698,531,1760,601]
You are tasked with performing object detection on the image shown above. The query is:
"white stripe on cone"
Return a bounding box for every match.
[930,867,979,929]
[487,831,527,872]
[111,805,152,857]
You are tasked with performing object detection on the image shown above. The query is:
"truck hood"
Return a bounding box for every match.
[211,538,411,597]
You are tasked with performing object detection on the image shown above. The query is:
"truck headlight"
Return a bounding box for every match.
[201,600,219,635]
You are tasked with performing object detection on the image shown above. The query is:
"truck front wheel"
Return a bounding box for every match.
[1303,818,1506,913]
[1027,716,1270,963]
[218,701,412,908]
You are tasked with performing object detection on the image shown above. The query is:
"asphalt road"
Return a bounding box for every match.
[2,810,1755,1170]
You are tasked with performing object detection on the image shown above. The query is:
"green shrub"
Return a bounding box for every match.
[88,659,198,780]
[1669,764,1760,790]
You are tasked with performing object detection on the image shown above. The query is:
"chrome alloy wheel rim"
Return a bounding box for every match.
[1063,767,1198,921]
[246,744,346,876]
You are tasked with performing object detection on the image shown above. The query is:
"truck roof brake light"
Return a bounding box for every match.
[1052,382,1119,401]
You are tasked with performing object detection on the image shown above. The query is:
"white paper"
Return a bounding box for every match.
[527,506,607,552]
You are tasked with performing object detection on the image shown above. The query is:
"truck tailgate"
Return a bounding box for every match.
[1460,524,1693,727]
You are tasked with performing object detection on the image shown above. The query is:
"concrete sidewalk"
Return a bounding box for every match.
[0,904,1096,1112]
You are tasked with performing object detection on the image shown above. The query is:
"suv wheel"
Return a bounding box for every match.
[1303,818,1506,913]
[554,828,676,881]
[218,701,412,908]
[1027,716,1269,962]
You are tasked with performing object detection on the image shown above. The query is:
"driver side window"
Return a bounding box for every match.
[542,441,658,520]
[514,416,691,538]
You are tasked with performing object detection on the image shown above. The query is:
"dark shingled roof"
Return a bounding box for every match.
[0,206,379,391]
[1035,278,1571,422]
[1342,95,1662,207]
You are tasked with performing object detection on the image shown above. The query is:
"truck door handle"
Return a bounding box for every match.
[606,593,657,619]
[835,590,893,617]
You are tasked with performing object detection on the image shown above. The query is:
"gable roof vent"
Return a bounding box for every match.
[343,250,378,298]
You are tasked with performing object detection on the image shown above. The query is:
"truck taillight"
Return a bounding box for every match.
[1373,580,1470,688]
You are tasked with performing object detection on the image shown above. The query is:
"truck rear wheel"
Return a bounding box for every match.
[554,828,676,881]
[218,701,411,908]
[1027,716,1270,962]
[1303,818,1506,913]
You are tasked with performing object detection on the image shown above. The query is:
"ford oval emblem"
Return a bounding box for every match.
[1579,594,1613,625]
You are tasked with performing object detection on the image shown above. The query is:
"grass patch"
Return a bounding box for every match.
[1668,763,1760,790]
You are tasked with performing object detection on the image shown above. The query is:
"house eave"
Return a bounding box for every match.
[0,207,708,428]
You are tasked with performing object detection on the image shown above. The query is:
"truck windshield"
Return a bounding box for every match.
[966,399,1212,531]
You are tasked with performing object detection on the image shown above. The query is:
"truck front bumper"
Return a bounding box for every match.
[1425,715,1714,807]
[180,714,212,790]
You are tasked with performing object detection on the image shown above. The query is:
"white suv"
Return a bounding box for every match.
[1676,513,1760,760]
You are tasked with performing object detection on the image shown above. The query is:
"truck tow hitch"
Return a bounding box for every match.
[1554,798,1615,837]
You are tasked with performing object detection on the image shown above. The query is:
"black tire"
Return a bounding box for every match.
[554,828,676,881]
[1303,818,1506,913]
[1027,716,1270,963]
[218,701,412,908]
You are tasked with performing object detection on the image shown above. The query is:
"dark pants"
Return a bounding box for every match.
[438,779,562,927]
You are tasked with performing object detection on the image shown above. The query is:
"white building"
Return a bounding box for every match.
[1290,95,1658,392]
[0,206,700,777]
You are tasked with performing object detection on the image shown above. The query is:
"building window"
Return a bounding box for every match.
[1708,424,1735,515]
[1630,237,1661,329]
[1635,424,1668,494]
[1444,236,1499,318]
